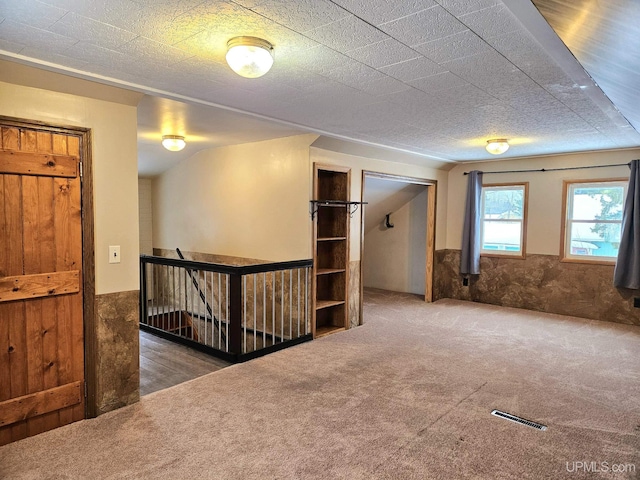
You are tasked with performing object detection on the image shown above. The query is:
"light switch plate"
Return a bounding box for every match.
[109,245,121,264]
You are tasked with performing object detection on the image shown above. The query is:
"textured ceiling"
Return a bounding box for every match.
[1,0,639,170]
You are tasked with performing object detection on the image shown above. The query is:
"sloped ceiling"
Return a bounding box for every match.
[364,178,426,234]
[137,95,304,176]
[1,0,639,174]
[532,0,640,133]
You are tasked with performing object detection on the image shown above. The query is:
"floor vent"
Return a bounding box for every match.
[491,410,547,431]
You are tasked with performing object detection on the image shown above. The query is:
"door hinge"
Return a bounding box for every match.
[84,381,87,399]
[79,161,83,178]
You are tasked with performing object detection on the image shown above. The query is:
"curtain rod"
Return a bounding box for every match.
[463,161,632,175]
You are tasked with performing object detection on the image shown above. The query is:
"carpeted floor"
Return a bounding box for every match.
[1,290,639,479]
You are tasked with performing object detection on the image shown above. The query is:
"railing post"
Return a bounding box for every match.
[139,257,147,325]
[228,273,243,356]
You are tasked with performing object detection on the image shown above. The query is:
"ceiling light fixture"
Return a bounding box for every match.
[162,135,186,152]
[486,138,509,155]
[226,36,274,78]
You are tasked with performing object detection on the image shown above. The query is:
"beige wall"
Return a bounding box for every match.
[153,134,317,262]
[310,147,449,260]
[152,139,449,265]
[446,149,638,254]
[0,80,140,295]
[363,188,428,294]
[138,178,153,256]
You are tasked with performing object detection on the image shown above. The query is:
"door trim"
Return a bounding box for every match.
[0,116,96,418]
[360,171,437,323]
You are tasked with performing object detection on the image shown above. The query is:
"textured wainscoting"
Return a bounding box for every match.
[95,290,140,414]
[434,249,639,326]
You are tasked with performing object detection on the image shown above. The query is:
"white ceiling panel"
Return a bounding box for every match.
[378,56,445,82]
[333,0,436,26]
[409,71,469,93]
[16,46,92,71]
[109,7,205,45]
[277,44,351,75]
[251,0,349,32]
[0,0,638,175]
[304,16,388,51]
[322,62,386,89]
[116,36,195,65]
[459,3,523,39]
[0,0,66,29]
[0,20,76,53]
[41,0,146,25]
[358,76,412,96]
[49,13,138,51]
[378,5,468,46]
[0,38,21,53]
[435,0,500,16]
[345,38,420,69]
[414,30,492,63]
[63,41,132,68]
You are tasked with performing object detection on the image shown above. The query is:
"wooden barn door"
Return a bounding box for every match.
[0,125,85,445]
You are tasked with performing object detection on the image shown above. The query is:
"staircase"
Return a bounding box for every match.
[147,309,200,341]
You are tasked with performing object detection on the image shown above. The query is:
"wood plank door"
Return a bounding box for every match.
[0,125,84,445]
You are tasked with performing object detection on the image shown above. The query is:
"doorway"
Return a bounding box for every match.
[0,118,94,445]
[360,172,436,318]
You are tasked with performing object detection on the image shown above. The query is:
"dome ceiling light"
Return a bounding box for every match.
[226,36,274,78]
[162,135,186,152]
[486,139,509,155]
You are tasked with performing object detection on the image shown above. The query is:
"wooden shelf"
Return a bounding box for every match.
[315,325,346,338]
[315,299,345,310]
[316,268,346,276]
[313,164,351,339]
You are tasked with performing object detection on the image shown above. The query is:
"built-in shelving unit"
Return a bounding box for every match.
[312,164,351,338]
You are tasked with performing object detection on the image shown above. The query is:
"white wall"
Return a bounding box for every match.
[446,149,638,254]
[363,188,428,294]
[153,134,317,261]
[138,178,153,256]
[310,147,449,260]
[0,80,140,295]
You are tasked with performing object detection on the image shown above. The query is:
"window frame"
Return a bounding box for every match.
[560,178,628,265]
[480,182,529,259]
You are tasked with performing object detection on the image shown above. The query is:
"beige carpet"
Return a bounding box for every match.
[1,290,639,479]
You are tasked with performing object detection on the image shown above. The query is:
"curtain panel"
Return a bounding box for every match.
[614,159,640,289]
[460,170,483,275]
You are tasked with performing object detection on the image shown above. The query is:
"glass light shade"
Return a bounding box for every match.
[162,135,186,152]
[226,36,274,78]
[486,139,509,155]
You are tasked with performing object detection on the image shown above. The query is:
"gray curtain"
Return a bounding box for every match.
[460,170,483,275]
[614,160,640,289]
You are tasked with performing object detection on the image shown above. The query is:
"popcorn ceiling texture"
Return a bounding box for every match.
[2,0,639,161]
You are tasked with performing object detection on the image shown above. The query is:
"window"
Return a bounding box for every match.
[562,179,628,263]
[480,183,528,257]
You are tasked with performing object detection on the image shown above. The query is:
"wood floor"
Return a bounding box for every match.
[139,330,230,396]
